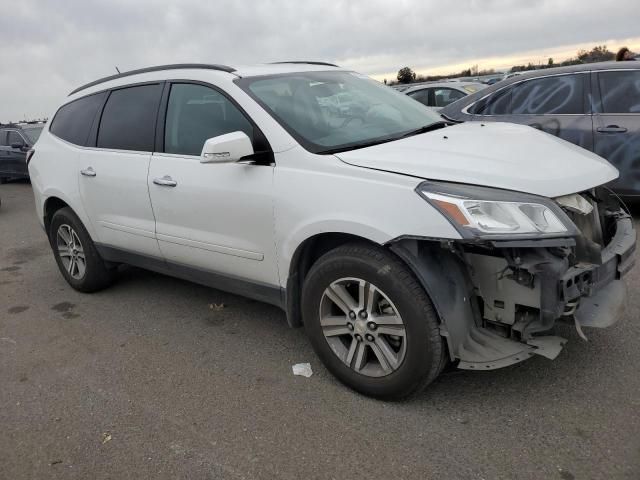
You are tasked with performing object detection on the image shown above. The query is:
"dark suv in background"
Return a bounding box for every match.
[0,123,44,182]
[441,62,640,197]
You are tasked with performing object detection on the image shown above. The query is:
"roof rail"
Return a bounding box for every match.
[270,61,339,67]
[68,63,236,96]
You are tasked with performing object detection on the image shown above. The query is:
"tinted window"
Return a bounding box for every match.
[433,88,466,107]
[407,89,430,106]
[471,88,513,115]
[599,71,640,114]
[8,131,25,146]
[164,83,253,156]
[511,74,584,114]
[50,92,106,146]
[97,84,163,151]
[23,126,43,143]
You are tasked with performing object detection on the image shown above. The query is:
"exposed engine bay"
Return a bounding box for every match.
[390,188,636,370]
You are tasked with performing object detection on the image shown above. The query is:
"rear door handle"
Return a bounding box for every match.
[80,167,96,177]
[597,125,628,134]
[153,175,177,187]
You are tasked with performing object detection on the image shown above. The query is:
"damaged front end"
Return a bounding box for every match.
[390,184,636,370]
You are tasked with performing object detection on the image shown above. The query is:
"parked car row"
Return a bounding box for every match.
[0,123,44,183]
[26,62,635,398]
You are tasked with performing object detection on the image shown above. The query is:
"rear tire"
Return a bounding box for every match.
[49,207,115,292]
[302,242,445,399]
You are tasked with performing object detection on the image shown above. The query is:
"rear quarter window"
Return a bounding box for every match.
[49,92,107,146]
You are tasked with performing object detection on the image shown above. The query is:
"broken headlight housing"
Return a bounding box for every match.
[417,181,579,239]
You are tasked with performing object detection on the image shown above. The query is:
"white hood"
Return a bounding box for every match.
[336,122,618,198]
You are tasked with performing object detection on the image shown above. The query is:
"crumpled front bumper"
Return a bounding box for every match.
[390,210,636,371]
[564,215,635,328]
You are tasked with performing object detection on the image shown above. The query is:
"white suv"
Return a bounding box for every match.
[29,62,635,398]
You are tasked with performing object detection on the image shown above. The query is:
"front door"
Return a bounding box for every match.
[593,69,640,196]
[148,82,279,288]
[78,83,164,257]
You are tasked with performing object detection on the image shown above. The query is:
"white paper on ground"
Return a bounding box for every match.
[292,363,313,378]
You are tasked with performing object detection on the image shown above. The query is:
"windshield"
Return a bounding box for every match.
[237,71,442,153]
[22,126,43,143]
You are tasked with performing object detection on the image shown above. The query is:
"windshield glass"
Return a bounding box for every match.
[22,126,43,143]
[237,71,442,153]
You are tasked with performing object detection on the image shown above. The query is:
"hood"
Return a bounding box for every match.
[335,122,618,198]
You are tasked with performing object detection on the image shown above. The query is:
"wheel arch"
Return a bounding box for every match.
[43,196,71,234]
[284,232,382,327]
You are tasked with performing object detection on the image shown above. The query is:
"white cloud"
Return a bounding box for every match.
[1,0,638,121]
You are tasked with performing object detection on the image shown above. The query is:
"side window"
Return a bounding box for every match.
[164,83,254,156]
[433,88,466,107]
[97,84,163,152]
[50,92,107,146]
[470,87,513,115]
[8,131,25,147]
[511,74,584,115]
[407,89,430,106]
[0,131,7,146]
[599,71,640,114]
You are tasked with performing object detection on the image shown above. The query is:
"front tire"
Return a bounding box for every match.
[49,207,114,292]
[302,243,445,399]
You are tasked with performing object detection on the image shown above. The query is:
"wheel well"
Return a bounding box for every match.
[285,233,381,327]
[43,197,70,233]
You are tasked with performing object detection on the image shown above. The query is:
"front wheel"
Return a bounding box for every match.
[301,243,445,399]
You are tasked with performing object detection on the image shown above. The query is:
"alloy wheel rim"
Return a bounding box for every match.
[319,277,407,377]
[56,224,86,280]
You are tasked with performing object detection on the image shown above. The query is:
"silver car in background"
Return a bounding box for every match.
[403,81,487,110]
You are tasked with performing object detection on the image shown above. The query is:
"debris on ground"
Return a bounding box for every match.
[101,432,112,444]
[209,303,226,311]
[292,363,313,378]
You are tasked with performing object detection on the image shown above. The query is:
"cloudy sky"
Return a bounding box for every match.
[1,0,639,122]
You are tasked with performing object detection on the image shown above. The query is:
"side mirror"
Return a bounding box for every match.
[11,142,24,150]
[200,131,254,164]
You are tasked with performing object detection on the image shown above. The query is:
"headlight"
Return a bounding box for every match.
[417,181,577,239]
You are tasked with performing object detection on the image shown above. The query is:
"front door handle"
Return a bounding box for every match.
[153,175,177,187]
[597,125,628,134]
[80,167,96,177]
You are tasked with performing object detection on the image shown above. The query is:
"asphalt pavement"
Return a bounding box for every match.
[1,180,639,479]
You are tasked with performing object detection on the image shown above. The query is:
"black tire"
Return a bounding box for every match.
[302,242,446,399]
[49,207,115,292]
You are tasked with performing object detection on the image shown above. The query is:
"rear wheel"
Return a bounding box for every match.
[49,207,114,292]
[302,243,445,399]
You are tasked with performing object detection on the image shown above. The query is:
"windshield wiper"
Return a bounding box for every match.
[318,137,400,155]
[318,121,450,155]
[400,121,449,138]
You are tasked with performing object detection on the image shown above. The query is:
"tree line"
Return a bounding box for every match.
[393,45,630,84]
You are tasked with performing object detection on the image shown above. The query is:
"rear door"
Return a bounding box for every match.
[593,69,640,196]
[78,83,164,256]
